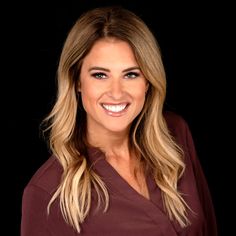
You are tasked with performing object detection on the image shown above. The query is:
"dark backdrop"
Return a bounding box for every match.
[11,1,232,235]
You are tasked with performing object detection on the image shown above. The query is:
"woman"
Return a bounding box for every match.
[21,6,217,236]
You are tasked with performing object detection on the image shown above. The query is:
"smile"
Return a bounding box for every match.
[101,103,129,113]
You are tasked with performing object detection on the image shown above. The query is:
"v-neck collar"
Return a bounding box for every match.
[87,147,178,235]
[88,147,151,201]
[88,147,162,205]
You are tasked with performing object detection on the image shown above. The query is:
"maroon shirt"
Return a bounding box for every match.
[21,112,218,235]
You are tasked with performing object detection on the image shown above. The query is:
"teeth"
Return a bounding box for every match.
[102,104,127,112]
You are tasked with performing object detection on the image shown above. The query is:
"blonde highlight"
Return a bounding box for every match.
[42,6,191,233]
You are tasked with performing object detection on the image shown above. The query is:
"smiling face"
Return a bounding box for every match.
[79,38,148,137]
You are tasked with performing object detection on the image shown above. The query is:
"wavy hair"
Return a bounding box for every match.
[43,6,190,233]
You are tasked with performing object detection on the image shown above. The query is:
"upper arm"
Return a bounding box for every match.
[183,120,218,235]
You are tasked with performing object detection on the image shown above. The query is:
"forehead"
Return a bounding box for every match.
[82,38,137,66]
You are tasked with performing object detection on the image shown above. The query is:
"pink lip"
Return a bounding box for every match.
[100,103,130,117]
[101,102,129,105]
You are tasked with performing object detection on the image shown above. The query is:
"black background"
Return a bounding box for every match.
[9,1,233,235]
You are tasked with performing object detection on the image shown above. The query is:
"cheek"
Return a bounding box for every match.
[80,83,101,107]
[132,84,147,101]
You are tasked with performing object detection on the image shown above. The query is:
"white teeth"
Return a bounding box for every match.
[102,104,127,112]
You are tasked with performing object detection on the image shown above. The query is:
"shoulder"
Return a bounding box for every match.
[24,155,63,195]
[163,110,195,153]
[163,110,189,138]
[21,156,64,235]
[163,110,200,167]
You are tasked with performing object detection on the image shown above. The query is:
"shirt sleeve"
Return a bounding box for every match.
[184,122,218,236]
[21,184,53,236]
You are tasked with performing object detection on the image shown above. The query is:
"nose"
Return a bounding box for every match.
[107,79,124,100]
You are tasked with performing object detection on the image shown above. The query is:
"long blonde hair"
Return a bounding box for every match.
[44,6,190,233]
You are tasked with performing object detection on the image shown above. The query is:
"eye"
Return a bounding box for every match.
[125,72,140,79]
[91,72,107,79]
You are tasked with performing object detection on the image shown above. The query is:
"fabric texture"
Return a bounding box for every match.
[21,111,218,235]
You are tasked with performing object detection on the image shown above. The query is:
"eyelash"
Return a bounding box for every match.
[91,72,106,79]
[125,72,139,79]
[91,72,140,80]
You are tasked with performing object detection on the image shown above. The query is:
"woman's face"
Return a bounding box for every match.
[79,38,148,134]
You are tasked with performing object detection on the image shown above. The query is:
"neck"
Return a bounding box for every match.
[87,128,131,158]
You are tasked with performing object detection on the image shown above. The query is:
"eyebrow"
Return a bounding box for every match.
[88,66,140,72]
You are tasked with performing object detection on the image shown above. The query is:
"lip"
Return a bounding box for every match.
[100,103,130,117]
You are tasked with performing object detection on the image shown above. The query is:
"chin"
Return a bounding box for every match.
[104,124,131,134]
